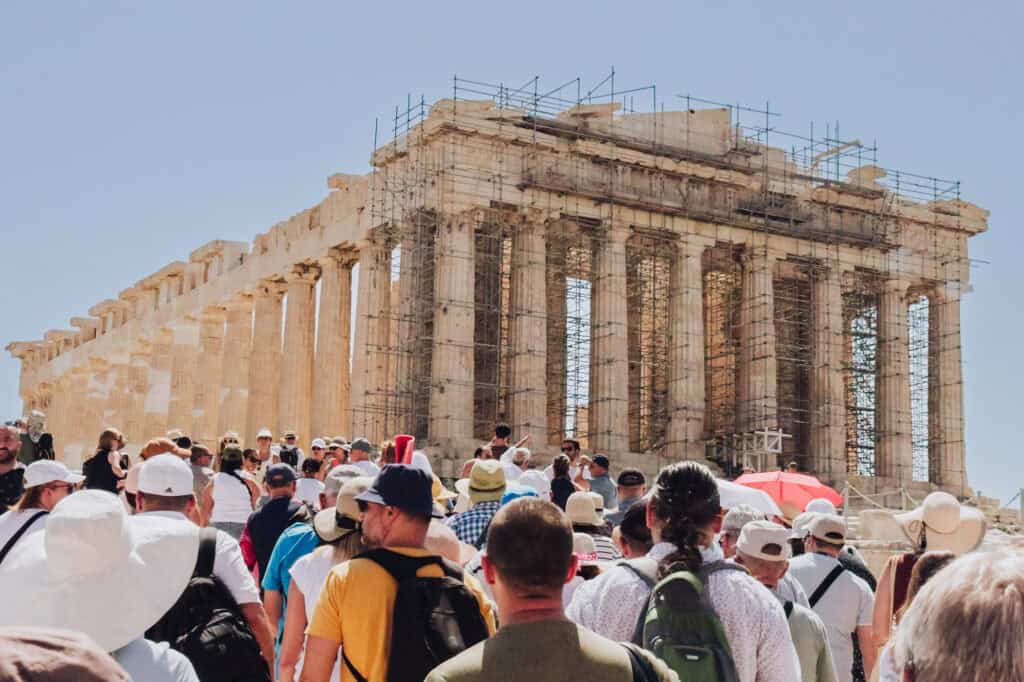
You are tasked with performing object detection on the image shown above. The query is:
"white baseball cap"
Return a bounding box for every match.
[138,454,194,496]
[736,520,793,562]
[257,428,273,439]
[23,460,84,488]
[311,438,327,449]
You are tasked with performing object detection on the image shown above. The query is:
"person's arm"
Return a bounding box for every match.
[200,482,214,527]
[109,451,126,479]
[513,434,530,448]
[872,557,896,651]
[239,602,275,680]
[263,588,283,644]
[278,581,308,682]
[858,624,877,678]
[299,635,339,682]
[247,479,259,509]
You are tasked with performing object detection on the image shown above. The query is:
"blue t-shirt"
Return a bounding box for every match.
[261,522,319,595]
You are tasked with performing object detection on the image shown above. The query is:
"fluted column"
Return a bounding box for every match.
[192,307,226,446]
[352,236,392,442]
[589,223,630,454]
[545,232,568,446]
[509,218,548,447]
[279,265,318,444]
[246,281,286,443]
[736,247,778,433]
[218,295,253,437]
[63,367,91,469]
[930,287,966,493]
[666,239,706,460]
[125,341,152,448]
[429,213,475,449]
[167,317,199,435]
[877,279,913,482]
[313,253,353,439]
[810,264,847,482]
[142,328,173,442]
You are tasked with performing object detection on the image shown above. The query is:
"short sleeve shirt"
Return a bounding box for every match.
[788,553,875,682]
[262,523,320,595]
[306,547,496,682]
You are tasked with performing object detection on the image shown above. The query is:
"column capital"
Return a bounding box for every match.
[199,305,227,324]
[254,278,288,298]
[284,263,321,285]
[319,246,359,270]
[223,294,254,313]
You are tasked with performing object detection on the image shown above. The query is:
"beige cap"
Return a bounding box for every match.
[807,513,847,546]
[736,520,792,562]
[566,492,604,526]
[722,504,766,532]
[455,459,506,504]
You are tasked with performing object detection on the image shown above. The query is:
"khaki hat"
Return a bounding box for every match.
[566,492,603,526]
[323,464,365,497]
[894,491,986,555]
[722,504,766,533]
[807,513,847,546]
[736,520,793,562]
[587,491,606,516]
[455,459,506,504]
[313,476,374,543]
[433,474,457,503]
[425,520,477,566]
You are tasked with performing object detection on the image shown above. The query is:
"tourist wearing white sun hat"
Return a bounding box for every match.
[0,489,200,680]
[0,459,83,562]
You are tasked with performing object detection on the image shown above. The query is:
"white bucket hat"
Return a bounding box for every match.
[23,460,84,488]
[894,491,986,555]
[518,469,550,497]
[0,490,198,652]
[566,492,604,526]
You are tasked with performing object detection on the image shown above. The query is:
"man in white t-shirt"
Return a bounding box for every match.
[0,460,82,560]
[134,454,275,674]
[347,437,381,477]
[788,514,875,682]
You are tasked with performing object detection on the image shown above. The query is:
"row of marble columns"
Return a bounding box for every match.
[26,218,967,490]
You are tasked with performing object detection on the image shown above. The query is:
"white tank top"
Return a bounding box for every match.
[210,472,253,523]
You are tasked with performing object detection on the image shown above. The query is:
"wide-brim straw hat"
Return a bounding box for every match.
[894,491,986,555]
[456,459,506,504]
[425,520,478,566]
[314,476,374,543]
[0,490,198,652]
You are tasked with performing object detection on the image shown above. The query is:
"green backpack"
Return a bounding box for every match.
[621,558,743,682]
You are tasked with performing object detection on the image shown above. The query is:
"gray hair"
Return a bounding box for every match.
[893,549,1024,682]
[512,447,531,467]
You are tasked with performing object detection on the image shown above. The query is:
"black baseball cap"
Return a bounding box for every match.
[266,463,297,488]
[356,464,441,518]
[591,454,610,470]
[617,468,646,487]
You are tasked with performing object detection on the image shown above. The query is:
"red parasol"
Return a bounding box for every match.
[733,471,843,519]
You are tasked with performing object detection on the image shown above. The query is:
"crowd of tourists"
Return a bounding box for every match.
[0,414,1020,681]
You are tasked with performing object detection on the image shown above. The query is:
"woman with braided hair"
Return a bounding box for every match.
[567,461,799,682]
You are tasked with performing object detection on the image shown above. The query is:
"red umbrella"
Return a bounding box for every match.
[733,471,843,518]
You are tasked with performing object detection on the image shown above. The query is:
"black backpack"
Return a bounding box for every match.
[279,447,299,467]
[145,528,270,682]
[342,548,491,682]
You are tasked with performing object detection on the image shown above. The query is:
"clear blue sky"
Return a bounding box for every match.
[2,2,1021,502]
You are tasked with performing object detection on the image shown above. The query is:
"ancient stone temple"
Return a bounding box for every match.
[6,77,988,496]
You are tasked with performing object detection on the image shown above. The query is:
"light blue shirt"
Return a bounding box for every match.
[113,638,198,682]
[588,474,617,511]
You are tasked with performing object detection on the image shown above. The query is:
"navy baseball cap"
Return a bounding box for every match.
[266,463,297,488]
[591,454,610,470]
[356,464,441,519]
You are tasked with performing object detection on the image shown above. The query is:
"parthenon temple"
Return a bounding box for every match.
[6,77,988,496]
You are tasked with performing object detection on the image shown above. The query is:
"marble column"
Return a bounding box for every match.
[167,317,199,436]
[666,239,706,460]
[142,328,173,442]
[429,214,475,450]
[125,341,152,448]
[312,253,353,439]
[352,236,392,442]
[509,218,548,447]
[876,279,913,483]
[84,358,111,441]
[279,266,318,445]
[930,287,966,493]
[589,223,630,454]
[192,307,226,447]
[736,247,778,433]
[246,281,286,444]
[63,366,91,469]
[809,264,848,481]
[218,295,253,437]
[545,231,568,446]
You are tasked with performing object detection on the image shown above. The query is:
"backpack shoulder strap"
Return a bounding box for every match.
[622,642,656,682]
[808,564,845,608]
[341,648,368,682]
[357,548,442,582]
[617,557,659,588]
[195,527,218,578]
[0,511,48,566]
[701,559,749,578]
[784,601,794,620]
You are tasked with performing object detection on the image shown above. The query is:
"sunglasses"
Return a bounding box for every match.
[560,446,574,452]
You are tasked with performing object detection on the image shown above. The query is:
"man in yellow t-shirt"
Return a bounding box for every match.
[301,465,495,682]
